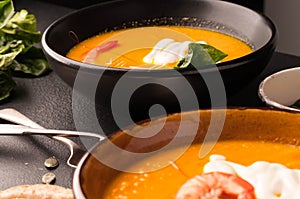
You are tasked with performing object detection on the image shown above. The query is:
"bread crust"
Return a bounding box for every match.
[0,184,74,199]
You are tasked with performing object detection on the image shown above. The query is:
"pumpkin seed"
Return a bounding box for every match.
[42,172,56,184]
[44,156,59,169]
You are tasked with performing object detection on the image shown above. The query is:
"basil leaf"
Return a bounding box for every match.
[11,45,50,76]
[0,0,14,29]
[0,70,15,100]
[176,43,228,69]
[200,43,228,63]
[176,48,193,68]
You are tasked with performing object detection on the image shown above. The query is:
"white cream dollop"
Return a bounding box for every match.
[204,154,300,199]
[143,38,206,66]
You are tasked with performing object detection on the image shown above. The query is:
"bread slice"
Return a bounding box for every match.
[0,184,74,199]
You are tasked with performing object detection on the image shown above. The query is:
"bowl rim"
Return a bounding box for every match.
[258,67,300,112]
[41,0,277,76]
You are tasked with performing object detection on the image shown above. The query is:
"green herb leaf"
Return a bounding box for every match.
[11,46,50,76]
[0,40,24,70]
[0,70,15,100]
[1,9,41,44]
[0,0,14,29]
[0,0,50,101]
[175,43,228,69]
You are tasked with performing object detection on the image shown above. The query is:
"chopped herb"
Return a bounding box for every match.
[0,0,50,101]
[175,43,227,69]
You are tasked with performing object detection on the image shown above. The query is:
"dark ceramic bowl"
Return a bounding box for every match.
[42,0,277,123]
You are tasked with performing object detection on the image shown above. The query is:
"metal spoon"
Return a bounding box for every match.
[0,124,105,138]
[0,108,102,168]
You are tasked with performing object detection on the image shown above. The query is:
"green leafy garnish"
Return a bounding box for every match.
[0,0,13,29]
[11,45,50,76]
[0,0,50,101]
[175,43,228,69]
[0,70,15,100]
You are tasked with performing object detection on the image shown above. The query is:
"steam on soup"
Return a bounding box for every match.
[67,26,253,69]
[101,140,300,199]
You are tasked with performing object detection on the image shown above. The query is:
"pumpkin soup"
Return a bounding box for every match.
[102,140,300,199]
[67,26,252,69]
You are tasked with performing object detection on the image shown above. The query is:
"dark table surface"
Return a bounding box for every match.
[1,0,300,191]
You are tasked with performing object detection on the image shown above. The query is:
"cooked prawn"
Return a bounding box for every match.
[83,40,119,64]
[175,172,255,199]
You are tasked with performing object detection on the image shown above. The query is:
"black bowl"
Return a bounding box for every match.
[42,0,277,128]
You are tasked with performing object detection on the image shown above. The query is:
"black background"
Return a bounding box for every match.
[41,0,264,12]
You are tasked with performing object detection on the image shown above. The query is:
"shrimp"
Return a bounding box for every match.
[175,172,255,199]
[83,40,119,64]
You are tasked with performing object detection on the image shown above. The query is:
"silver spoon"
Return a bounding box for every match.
[0,108,103,168]
[0,124,105,138]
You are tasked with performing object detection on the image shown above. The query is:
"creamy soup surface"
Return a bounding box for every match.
[67,26,252,69]
[101,140,300,199]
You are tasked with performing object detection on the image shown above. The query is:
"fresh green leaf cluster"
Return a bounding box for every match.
[176,43,228,69]
[0,0,50,101]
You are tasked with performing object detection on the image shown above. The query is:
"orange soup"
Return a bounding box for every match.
[67,26,252,69]
[102,140,300,199]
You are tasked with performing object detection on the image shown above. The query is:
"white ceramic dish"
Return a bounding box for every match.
[259,67,300,112]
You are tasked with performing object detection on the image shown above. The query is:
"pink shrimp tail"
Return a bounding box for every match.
[96,40,119,53]
[83,40,119,64]
[175,172,255,199]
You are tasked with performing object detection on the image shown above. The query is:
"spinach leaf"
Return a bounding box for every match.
[11,46,50,76]
[0,70,15,101]
[0,0,14,29]
[0,0,50,101]
[176,43,228,69]
[0,40,24,70]
[1,9,41,44]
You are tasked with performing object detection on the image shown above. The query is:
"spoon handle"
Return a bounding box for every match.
[0,124,105,140]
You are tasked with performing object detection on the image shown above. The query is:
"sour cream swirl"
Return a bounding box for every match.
[143,38,206,66]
